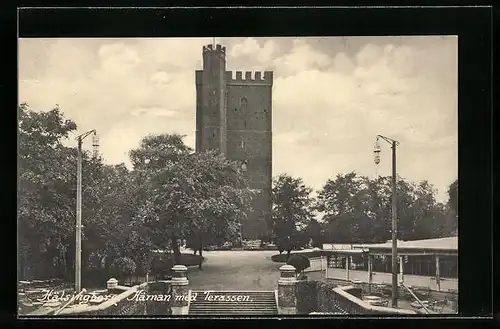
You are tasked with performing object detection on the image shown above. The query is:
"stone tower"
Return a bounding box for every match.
[195,44,273,240]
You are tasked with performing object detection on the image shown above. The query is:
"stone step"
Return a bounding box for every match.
[190,291,275,293]
[189,305,276,310]
[189,310,278,314]
[188,290,277,315]
[191,300,277,302]
[190,304,276,308]
[189,303,276,308]
[190,302,276,304]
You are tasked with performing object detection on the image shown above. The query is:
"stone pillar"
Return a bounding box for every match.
[435,255,441,292]
[170,265,189,315]
[277,265,298,314]
[106,278,119,294]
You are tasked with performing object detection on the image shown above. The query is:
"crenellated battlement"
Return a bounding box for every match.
[203,44,226,54]
[225,71,273,85]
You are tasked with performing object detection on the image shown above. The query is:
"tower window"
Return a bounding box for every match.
[244,120,247,128]
[240,97,248,106]
[241,141,245,149]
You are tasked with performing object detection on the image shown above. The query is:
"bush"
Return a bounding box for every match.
[287,254,310,274]
[179,254,205,266]
[150,253,205,279]
[110,257,137,281]
[271,250,324,263]
[316,281,343,313]
[82,267,109,288]
[297,280,318,314]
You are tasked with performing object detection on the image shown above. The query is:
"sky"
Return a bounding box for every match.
[19,36,458,202]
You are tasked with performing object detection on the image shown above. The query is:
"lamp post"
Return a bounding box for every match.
[374,135,400,308]
[237,160,248,248]
[75,129,99,293]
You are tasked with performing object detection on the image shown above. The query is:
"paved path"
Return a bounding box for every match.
[185,250,282,291]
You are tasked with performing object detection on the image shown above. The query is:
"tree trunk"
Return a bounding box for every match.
[171,233,181,266]
[198,248,203,270]
[198,235,203,270]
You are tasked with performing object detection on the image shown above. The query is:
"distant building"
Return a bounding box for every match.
[195,44,273,240]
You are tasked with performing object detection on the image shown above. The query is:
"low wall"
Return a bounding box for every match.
[296,280,416,315]
[56,281,172,316]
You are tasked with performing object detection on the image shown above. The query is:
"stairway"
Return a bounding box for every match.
[188,290,278,315]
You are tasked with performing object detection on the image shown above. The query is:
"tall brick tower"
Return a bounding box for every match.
[195,43,273,240]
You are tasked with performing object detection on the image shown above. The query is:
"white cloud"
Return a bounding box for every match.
[18,36,457,202]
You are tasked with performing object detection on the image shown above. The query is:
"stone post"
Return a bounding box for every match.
[170,265,189,315]
[106,278,119,294]
[277,265,298,315]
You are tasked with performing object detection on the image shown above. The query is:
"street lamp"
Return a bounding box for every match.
[75,129,98,293]
[236,160,248,248]
[374,134,399,308]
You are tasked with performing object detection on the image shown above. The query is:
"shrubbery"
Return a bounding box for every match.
[110,257,137,283]
[315,281,342,313]
[287,254,311,276]
[271,250,324,263]
[296,280,318,314]
[150,253,205,280]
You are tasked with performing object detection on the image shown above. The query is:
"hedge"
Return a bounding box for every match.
[271,250,324,263]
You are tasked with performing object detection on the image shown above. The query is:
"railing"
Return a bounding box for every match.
[399,281,432,314]
[56,282,148,316]
[49,281,172,316]
[331,285,417,315]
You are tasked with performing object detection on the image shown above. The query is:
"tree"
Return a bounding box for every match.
[110,257,137,284]
[18,103,139,283]
[271,174,315,259]
[18,103,80,280]
[316,173,383,243]
[129,133,192,172]
[132,136,253,269]
[287,254,310,278]
[445,179,458,236]
[316,172,454,244]
[447,179,458,215]
[306,219,324,249]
